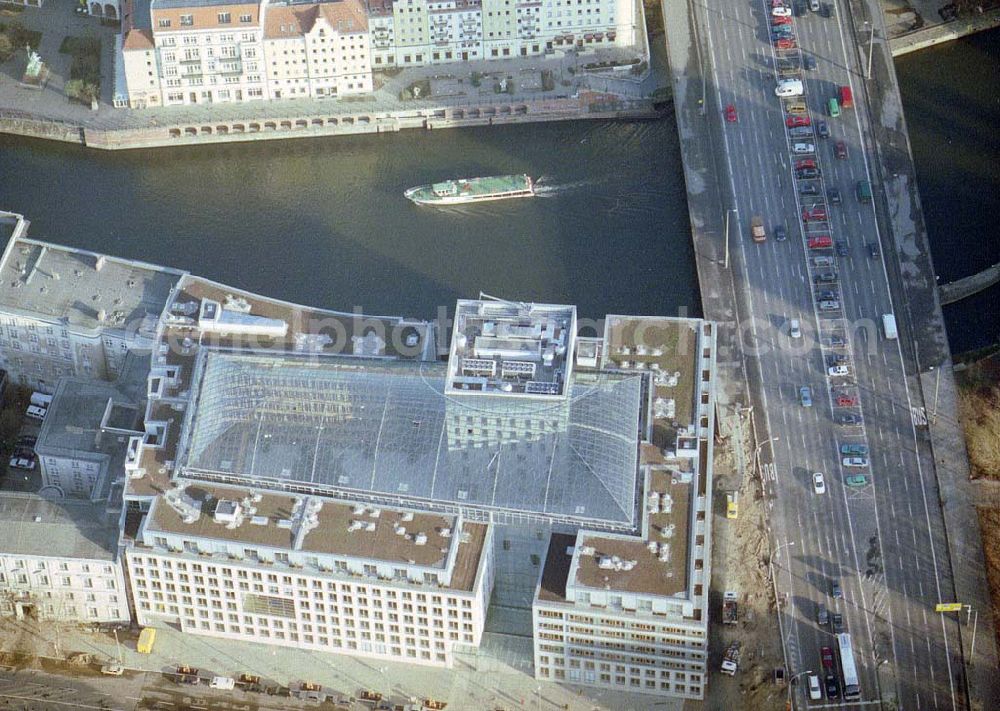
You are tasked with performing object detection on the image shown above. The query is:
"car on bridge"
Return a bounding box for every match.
[812,472,826,494]
[786,115,810,128]
[843,456,869,468]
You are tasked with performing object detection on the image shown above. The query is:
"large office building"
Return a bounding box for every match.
[118,0,643,106]
[0,211,716,701]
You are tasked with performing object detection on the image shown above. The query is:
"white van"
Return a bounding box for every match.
[30,392,52,408]
[882,313,898,340]
[793,143,816,154]
[775,79,804,97]
[25,405,47,421]
[210,676,236,690]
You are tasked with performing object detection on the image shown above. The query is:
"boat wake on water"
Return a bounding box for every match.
[532,179,600,196]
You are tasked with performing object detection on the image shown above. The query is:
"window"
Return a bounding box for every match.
[180,14,193,26]
[158,18,171,28]
[240,13,252,22]
[217,12,231,23]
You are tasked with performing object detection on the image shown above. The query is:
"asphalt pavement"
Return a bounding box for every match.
[694,0,965,708]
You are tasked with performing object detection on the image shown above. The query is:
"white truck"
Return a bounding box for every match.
[721,641,741,675]
[30,391,52,408]
[882,313,898,340]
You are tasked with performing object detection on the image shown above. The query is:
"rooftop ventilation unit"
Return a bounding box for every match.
[401,512,414,522]
[364,522,376,532]
[213,499,241,527]
[164,486,201,524]
[348,520,364,532]
[414,533,428,546]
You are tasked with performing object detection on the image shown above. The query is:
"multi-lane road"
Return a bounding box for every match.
[698,0,962,707]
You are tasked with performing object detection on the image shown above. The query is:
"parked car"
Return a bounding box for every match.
[843,456,869,467]
[808,674,823,701]
[772,15,794,25]
[835,141,848,159]
[100,662,125,676]
[16,435,36,448]
[793,142,816,154]
[824,334,846,347]
[775,38,797,50]
[789,126,813,138]
[772,5,792,16]
[820,2,832,17]
[814,271,838,283]
[817,119,829,138]
[837,413,862,424]
[813,471,826,494]
[829,365,851,377]
[845,474,869,487]
[819,299,840,311]
[25,405,46,421]
[802,207,827,222]
[796,167,820,179]
[786,115,811,128]
[799,182,819,196]
[836,394,858,407]
[795,158,817,170]
[826,674,841,699]
[808,235,833,249]
[816,290,838,301]
[840,443,869,455]
[800,386,812,407]
[826,354,848,366]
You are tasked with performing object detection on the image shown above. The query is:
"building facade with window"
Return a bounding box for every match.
[263,0,372,99]
[0,494,130,623]
[125,483,494,667]
[0,219,182,392]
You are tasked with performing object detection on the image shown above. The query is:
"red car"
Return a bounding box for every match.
[835,141,848,159]
[809,235,833,249]
[836,394,859,407]
[786,115,811,128]
[772,15,793,25]
[725,104,738,123]
[803,207,828,222]
[795,158,817,170]
[821,646,835,670]
[775,38,797,49]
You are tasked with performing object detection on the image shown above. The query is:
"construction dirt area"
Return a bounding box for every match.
[706,407,786,711]
[955,352,1000,658]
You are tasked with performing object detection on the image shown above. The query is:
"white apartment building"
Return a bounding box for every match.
[0,216,182,391]
[125,482,494,667]
[531,316,717,701]
[35,371,145,501]
[0,494,130,623]
[263,0,373,99]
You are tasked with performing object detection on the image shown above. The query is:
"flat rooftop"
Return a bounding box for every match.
[572,469,690,598]
[0,236,182,334]
[177,350,643,528]
[446,299,575,399]
[35,378,141,459]
[0,493,119,560]
[143,481,488,590]
[603,316,699,449]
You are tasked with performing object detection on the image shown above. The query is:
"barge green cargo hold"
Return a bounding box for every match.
[405,175,534,205]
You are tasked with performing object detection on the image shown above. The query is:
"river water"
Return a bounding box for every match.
[0,31,997,350]
[0,116,699,326]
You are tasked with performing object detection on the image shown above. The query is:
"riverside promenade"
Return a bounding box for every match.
[0,2,664,150]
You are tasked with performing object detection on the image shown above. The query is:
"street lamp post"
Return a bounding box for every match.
[769,540,796,583]
[754,435,780,482]
[787,669,814,711]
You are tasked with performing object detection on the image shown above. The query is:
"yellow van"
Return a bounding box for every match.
[137,627,156,654]
[785,101,808,115]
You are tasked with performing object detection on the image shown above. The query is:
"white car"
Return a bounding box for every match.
[772,6,793,16]
[775,79,803,96]
[210,676,236,690]
[842,456,869,468]
[793,142,816,154]
[789,318,801,338]
[828,365,849,377]
[813,471,826,494]
[808,673,822,700]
